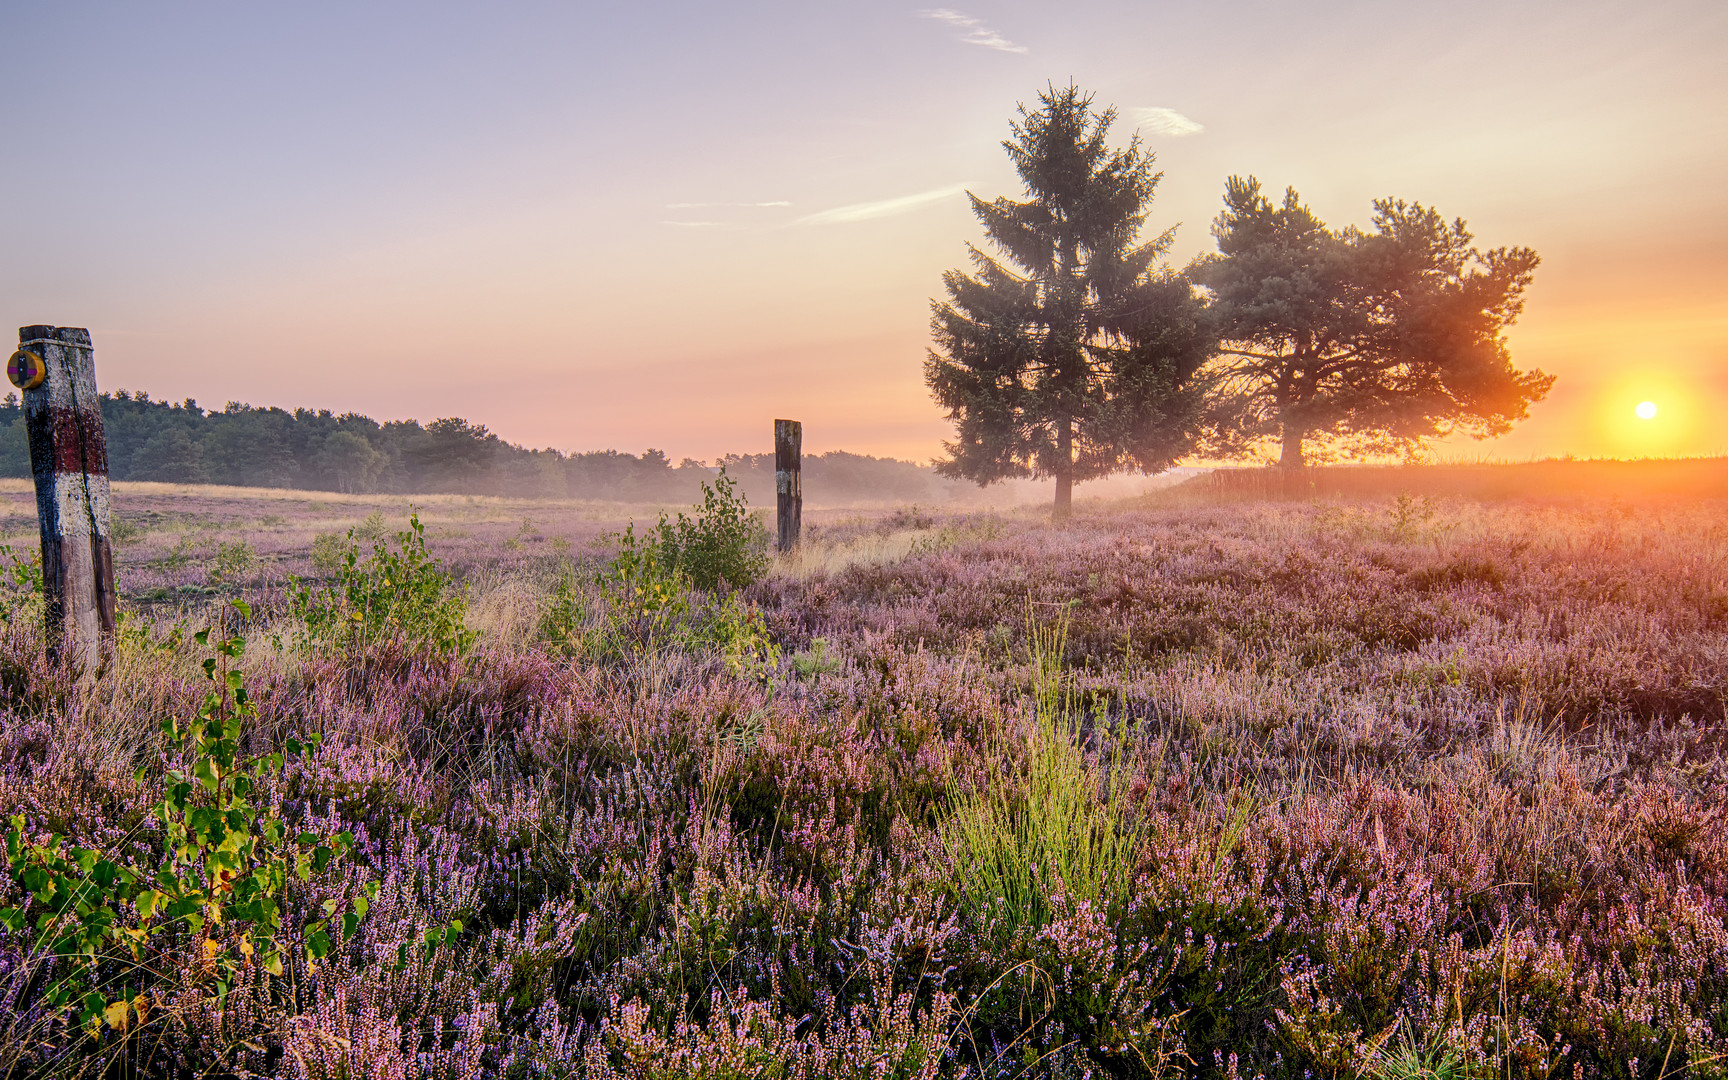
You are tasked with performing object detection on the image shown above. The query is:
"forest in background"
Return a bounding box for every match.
[0,391,975,505]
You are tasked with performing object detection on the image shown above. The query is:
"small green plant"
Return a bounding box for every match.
[354,510,387,540]
[575,521,694,665]
[790,636,842,679]
[288,512,475,656]
[705,591,780,681]
[114,611,186,655]
[566,512,780,676]
[108,516,146,545]
[652,469,770,592]
[156,532,200,571]
[504,518,538,553]
[1367,1020,1466,1080]
[0,546,43,625]
[0,601,372,1035]
[1388,492,1435,540]
[942,602,1140,944]
[309,530,347,576]
[536,567,588,655]
[208,539,257,586]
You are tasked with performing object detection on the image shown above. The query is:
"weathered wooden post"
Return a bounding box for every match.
[10,326,116,672]
[774,419,801,553]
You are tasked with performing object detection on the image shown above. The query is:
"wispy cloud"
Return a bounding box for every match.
[1133,106,1204,137]
[660,220,740,229]
[919,9,1027,54]
[794,184,971,226]
[664,200,793,208]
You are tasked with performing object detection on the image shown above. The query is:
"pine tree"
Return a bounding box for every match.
[925,85,1213,517]
[1198,176,1553,467]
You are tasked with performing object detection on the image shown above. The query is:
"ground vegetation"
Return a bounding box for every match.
[0,478,1719,1076]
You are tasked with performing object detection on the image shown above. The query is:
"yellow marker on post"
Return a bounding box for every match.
[6,349,45,390]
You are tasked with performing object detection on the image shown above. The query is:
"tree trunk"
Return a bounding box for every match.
[1278,423,1307,469]
[1054,416,1074,519]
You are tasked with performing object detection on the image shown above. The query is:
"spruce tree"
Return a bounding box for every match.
[925,85,1213,517]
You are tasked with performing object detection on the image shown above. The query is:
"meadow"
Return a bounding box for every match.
[0,469,1723,1079]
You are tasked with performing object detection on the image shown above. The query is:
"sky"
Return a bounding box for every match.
[2,0,1725,465]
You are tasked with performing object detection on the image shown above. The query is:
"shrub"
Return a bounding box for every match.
[704,591,780,681]
[588,520,694,660]
[653,468,770,592]
[0,602,371,1035]
[287,512,475,656]
[566,523,779,676]
[207,539,257,586]
[309,530,346,576]
[556,475,777,669]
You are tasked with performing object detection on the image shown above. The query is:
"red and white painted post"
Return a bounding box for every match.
[9,326,117,671]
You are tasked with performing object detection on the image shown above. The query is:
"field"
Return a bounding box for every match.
[0,472,1724,1078]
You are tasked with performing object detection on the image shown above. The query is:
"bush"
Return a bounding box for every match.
[559,522,779,677]
[207,539,257,586]
[587,520,692,659]
[0,602,370,1035]
[287,512,475,656]
[309,530,346,576]
[653,469,770,591]
[544,473,777,671]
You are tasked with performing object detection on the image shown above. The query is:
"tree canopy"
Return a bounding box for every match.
[1197,176,1552,467]
[0,392,705,499]
[925,84,1213,515]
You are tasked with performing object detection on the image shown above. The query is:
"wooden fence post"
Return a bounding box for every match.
[774,419,801,553]
[11,326,116,672]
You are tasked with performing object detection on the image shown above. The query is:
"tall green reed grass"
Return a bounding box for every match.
[942,602,1140,944]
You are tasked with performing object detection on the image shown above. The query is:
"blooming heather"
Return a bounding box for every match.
[0,488,1721,1077]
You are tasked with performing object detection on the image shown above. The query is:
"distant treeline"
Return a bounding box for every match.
[0,391,971,505]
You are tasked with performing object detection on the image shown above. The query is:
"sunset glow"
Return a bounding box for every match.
[1,2,1724,464]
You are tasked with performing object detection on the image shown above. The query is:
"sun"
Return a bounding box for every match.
[1635,400,1658,420]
